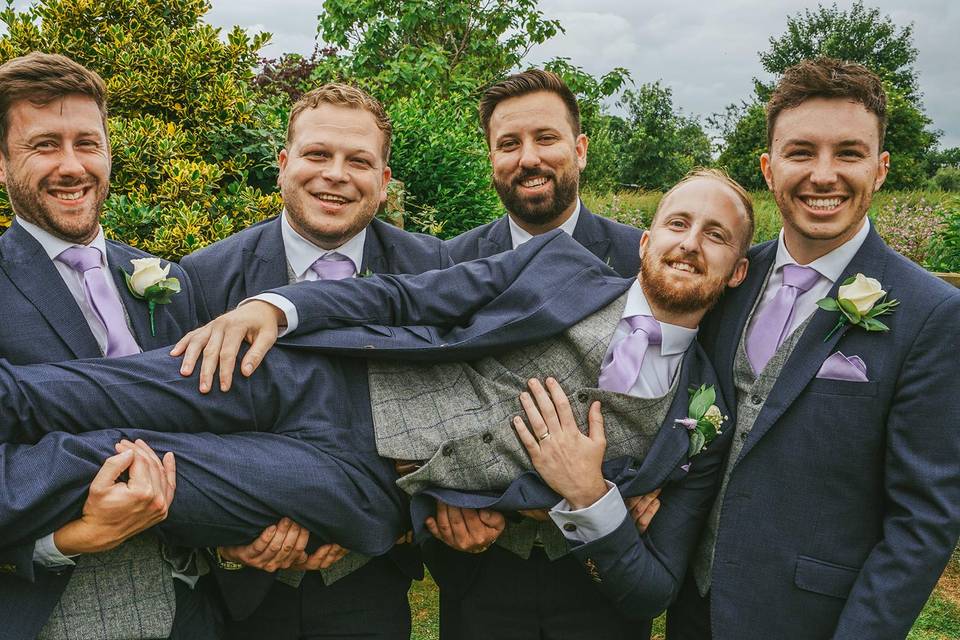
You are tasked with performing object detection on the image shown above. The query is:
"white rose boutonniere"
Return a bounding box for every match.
[816,273,899,341]
[121,258,181,336]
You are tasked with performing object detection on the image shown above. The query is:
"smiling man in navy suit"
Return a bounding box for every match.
[667,58,960,640]
[179,83,448,640]
[0,52,212,640]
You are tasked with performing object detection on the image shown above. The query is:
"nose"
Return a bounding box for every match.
[320,156,348,183]
[56,146,85,180]
[678,226,702,254]
[809,152,838,187]
[518,141,541,169]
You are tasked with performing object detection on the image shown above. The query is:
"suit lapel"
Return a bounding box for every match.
[360,219,390,274]
[246,218,291,293]
[478,216,512,257]
[736,228,891,463]
[571,204,613,264]
[0,224,101,358]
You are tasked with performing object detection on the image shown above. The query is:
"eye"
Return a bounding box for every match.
[838,149,865,160]
[305,150,329,160]
[34,140,57,150]
[538,134,558,144]
[785,149,812,159]
[498,139,519,151]
[350,157,373,168]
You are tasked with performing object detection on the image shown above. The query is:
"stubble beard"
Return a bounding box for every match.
[5,173,105,244]
[282,184,378,250]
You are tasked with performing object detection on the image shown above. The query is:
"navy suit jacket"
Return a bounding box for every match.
[0,221,197,639]
[672,228,960,640]
[445,201,642,278]
[180,215,452,324]
[180,215,450,618]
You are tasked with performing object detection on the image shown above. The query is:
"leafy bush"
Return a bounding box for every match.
[871,194,946,265]
[387,92,502,238]
[0,0,282,260]
[929,167,960,192]
[926,196,960,273]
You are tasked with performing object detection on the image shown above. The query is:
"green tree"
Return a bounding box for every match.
[315,0,562,102]
[618,82,712,191]
[715,1,940,190]
[0,0,282,259]
[710,101,768,191]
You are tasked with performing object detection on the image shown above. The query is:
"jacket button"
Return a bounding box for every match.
[563,523,577,532]
[739,431,748,441]
[442,445,453,457]
[577,392,588,402]
[482,433,493,444]
[750,394,762,405]
[363,345,375,349]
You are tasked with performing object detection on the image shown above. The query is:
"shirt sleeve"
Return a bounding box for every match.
[33,533,79,568]
[548,481,628,544]
[241,293,297,336]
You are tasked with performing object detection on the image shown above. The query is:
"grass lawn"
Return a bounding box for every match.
[410,549,960,640]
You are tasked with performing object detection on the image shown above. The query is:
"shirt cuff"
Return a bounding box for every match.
[33,533,79,568]
[241,293,297,336]
[549,481,627,544]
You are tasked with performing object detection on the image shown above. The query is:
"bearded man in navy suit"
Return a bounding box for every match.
[0,52,215,640]
[178,83,448,640]
[666,58,960,640]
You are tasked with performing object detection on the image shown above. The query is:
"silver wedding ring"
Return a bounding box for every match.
[538,431,551,441]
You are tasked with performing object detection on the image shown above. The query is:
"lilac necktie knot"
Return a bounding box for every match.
[598,314,662,394]
[310,253,355,281]
[746,264,821,373]
[57,245,140,357]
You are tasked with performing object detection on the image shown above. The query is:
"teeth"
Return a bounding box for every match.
[521,177,548,188]
[314,194,347,204]
[805,197,843,210]
[52,191,83,201]
[670,262,696,273]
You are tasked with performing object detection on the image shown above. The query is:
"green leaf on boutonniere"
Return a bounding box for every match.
[817,298,840,312]
[838,298,861,323]
[688,430,706,458]
[688,384,715,419]
[862,317,889,331]
[840,275,857,286]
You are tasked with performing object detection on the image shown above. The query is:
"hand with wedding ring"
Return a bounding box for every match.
[425,500,505,554]
[513,378,608,510]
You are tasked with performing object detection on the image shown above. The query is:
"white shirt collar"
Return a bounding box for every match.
[774,217,871,284]
[625,280,698,357]
[508,199,581,249]
[280,210,366,279]
[15,217,109,265]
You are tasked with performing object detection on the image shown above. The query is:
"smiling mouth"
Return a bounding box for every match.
[311,192,350,206]
[802,196,846,211]
[666,260,701,274]
[48,186,91,203]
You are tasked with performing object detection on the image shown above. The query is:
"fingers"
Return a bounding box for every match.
[543,377,575,433]
[240,325,277,378]
[429,501,498,552]
[162,451,176,505]
[197,326,226,394]
[513,414,541,457]
[477,509,506,532]
[525,379,560,434]
[587,401,606,447]
[89,449,134,492]
[626,488,663,534]
[216,326,247,393]
[173,326,212,377]
[298,543,349,571]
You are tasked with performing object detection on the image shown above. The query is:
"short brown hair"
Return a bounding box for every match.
[0,52,108,155]
[478,69,581,145]
[655,167,755,255]
[766,57,887,150]
[286,83,392,162]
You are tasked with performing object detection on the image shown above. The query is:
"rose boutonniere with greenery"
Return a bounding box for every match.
[121,258,181,336]
[675,384,727,460]
[816,273,899,341]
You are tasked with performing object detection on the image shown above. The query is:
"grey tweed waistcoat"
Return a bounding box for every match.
[368,291,679,558]
[692,266,814,594]
[38,534,176,640]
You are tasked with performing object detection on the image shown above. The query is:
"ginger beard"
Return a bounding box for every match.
[640,247,733,315]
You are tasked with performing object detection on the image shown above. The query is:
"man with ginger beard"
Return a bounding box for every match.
[0,168,751,638]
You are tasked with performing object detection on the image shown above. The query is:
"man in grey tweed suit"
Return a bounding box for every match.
[169,167,755,639]
[0,53,216,639]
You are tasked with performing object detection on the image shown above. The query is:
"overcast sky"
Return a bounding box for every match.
[4,0,956,148]
[201,0,958,149]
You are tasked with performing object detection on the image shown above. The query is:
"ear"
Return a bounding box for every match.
[638,229,650,260]
[759,153,774,191]
[380,165,392,204]
[874,151,890,192]
[726,257,749,289]
[276,148,289,188]
[0,152,6,186]
[575,133,588,171]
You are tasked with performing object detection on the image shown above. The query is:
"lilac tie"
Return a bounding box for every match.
[745,264,821,373]
[598,315,663,394]
[309,253,356,281]
[57,246,140,357]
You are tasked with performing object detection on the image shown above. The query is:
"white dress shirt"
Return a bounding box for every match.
[549,280,697,543]
[507,199,581,249]
[249,210,366,334]
[748,217,871,340]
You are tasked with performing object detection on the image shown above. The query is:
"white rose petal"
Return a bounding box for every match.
[838,273,885,315]
[129,258,171,296]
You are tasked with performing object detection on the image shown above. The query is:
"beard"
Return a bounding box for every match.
[281,185,378,250]
[493,166,579,227]
[640,250,730,315]
[5,173,105,244]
